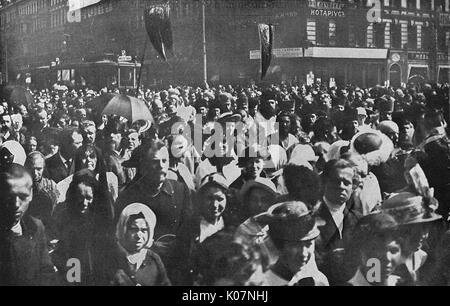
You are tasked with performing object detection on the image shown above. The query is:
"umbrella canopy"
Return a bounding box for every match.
[101,94,153,123]
[9,86,33,106]
[86,93,117,114]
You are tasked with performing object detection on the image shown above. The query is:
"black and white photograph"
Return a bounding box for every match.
[0,0,449,290]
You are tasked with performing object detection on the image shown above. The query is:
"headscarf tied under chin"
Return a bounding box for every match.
[116,203,157,249]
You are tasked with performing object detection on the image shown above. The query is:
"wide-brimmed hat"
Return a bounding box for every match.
[350,129,393,166]
[0,141,26,166]
[290,144,319,163]
[255,201,322,242]
[381,192,442,225]
[240,177,278,200]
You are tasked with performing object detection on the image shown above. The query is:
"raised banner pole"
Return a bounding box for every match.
[135,39,148,97]
[202,0,208,86]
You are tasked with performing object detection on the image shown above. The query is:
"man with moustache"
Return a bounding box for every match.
[115,139,193,285]
[0,163,57,285]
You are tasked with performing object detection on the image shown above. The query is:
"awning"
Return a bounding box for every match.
[304,47,388,59]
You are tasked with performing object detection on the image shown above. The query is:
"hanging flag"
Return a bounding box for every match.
[144,3,173,61]
[258,23,274,80]
[68,0,101,12]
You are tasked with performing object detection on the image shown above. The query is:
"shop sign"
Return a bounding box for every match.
[308,0,346,18]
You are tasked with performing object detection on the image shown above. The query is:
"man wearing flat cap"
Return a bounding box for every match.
[261,201,328,286]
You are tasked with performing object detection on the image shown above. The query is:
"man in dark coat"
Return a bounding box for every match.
[314,159,362,285]
[45,127,83,183]
[417,109,450,219]
[0,163,57,285]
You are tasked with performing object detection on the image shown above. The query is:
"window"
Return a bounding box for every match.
[406,0,416,9]
[421,0,432,11]
[316,19,329,46]
[391,23,402,49]
[391,0,402,8]
[422,26,433,51]
[336,19,349,47]
[408,24,417,49]
[438,29,449,51]
[374,22,385,48]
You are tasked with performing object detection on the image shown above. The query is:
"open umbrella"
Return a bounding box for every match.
[9,86,34,106]
[86,93,117,114]
[101,94,153,123]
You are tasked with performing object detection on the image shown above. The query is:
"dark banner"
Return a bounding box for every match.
[258,23,274,80]
[144,3,173,61]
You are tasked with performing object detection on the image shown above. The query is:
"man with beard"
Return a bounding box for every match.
[0,114,13,142]
[267,111,299,155]
[254,98,277,137]
[115,140,193,285]
[0,163,57,285]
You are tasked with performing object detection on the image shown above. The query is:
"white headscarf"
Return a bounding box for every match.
[116,203,157,249]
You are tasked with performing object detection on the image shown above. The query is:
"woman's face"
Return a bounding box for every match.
[401,223,430,256]
[200,186,227,223]
[248,187,274,216]
[362,238,402,285]
[73,183,94,215]
[124,218,149,253]
[26,139,38,153]
[281,239,315,273]
[81,149,97,171]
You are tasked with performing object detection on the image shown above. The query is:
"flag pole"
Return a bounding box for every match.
[202,0,207,87]
[135,38,148,97]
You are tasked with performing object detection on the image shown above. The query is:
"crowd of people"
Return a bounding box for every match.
[0,80,449,286]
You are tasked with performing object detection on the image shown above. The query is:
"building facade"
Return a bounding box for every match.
[1,0,449,89]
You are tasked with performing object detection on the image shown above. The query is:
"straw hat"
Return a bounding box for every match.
[381,192,442,225]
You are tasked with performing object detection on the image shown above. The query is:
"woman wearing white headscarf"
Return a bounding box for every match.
[110,203,171,286]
